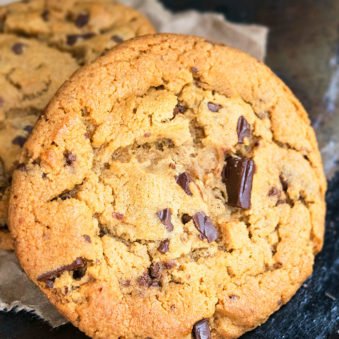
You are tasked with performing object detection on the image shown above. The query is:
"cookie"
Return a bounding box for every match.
[9,34,326,338]
[0,0,155,249]
[0,34,78,249]
[0,0,156,64]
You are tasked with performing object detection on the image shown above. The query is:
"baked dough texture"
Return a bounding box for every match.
[9,34,326,338]
[0,0,155,249]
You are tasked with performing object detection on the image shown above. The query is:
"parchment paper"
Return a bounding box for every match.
[0,0,270,328]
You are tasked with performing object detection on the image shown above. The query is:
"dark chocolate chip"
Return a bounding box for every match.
[191,66,199,74]
[181,214,192,224]
[24,125,33,133]
[64,151,76,166]
[112,212,124,220]
[193,319,211,339]
[111,35,124,43]
[37,257,87,288]
[75,12,89,28]
[222,156,254,209]
[83,234,91,243]
[268,187,280,197]
[192,212,218,242]
[41,9,49,21]
[137,272,152,287]
[173,102,187,116]
[0,224,9,232]
[0,97,4,107]
[66,34,78,46]
[175,172,192,196]
[12,135,27,148]
[82,32,96,40]
[207,102,222,112]
[158,239,169,253]
[11,42,25,55]
[149,262,162,280]
[237,116,251,143]
[16,163,27,171]
[157,208,174,232]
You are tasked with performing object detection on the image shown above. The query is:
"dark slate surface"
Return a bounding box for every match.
[1,0,338,338]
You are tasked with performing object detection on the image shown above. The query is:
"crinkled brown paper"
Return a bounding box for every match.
[0,0,269,327]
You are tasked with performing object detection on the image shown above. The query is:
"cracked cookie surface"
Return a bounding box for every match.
[9,34,326,338]
[0,0,155,249]
[0,0,155,64]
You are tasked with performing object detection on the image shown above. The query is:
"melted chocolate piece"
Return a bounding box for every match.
[24,125,33,133]
[0,224,9,232]
[149,263,162,280]
[192,212,218,242]
[12,136,27,148]
[16,163,27,171]
[64,151,76,166]
[193,319,211,339]
[75,12,89,28]
[83,234,91,243]
[157,208,174,232]
[207,102,222,112]
[12,42,25,55]
[191,66,199,74]
[66,33,95,46]
[111,35,124,43]
[175,172,192,196]
[222,156,254,209]
[158,239,169,253]
[37,257,87,288]
[237,116,251,143]
[41,9,49,21]
[181,214,192,224]
[173,102,187,116]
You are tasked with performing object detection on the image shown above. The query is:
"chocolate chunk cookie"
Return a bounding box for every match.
[0,0,155,249]
[0,34,78,249]
[0,0,156,64]
[9,35,326,338]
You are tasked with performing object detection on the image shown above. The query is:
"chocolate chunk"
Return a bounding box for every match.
[0,224,9,232]
[16,163,27,171]
[112,212,124,220]
[157,208,174,232]
[175,172,192,196]
[64,151,76,166]
[82,32,96,40]
[192,212,218,242]
[149,262,162,280]
[162,260,176,269]
[193,319,211,339]
[12,135,27,148]
[37,257,87,288]
[11,42,25,55]
[137,272,152,287]
[191,66,199,74]
[268,187,280,197]
[173,102,187,116]
[75,12,89,27]
[222,156,254,209]
[181,214,192,224]
[237,116,251,143]
[111,35,124,43]
[0,97,4,107]
[158,239,169,254]
[24,125,33,133]
[41,9,49,21]
[83,234,91,243]
[207,102,222,112]
[66,34,78,46]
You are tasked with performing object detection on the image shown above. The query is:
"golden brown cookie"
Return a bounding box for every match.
[9,34,326,338]
[0,34,78,249]
[0,0,155,249]
[0,0,156,64]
